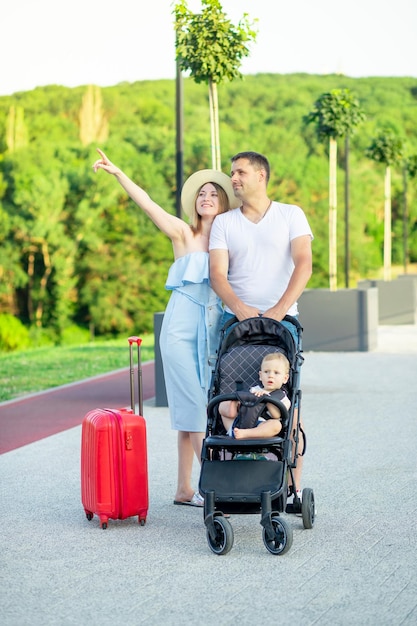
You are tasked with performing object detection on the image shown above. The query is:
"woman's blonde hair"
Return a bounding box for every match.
[190,182,231,232]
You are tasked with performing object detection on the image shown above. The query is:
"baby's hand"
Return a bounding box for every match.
[250,386,270,397]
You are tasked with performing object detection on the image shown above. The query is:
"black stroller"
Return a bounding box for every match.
[199,315,315,555]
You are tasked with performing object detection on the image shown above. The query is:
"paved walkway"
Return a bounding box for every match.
[1,326,417,625]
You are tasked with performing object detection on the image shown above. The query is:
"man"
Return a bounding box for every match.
[209,151,313,499]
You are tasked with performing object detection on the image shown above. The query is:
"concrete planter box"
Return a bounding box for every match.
[298,287,378,352]
[357,276,417,325]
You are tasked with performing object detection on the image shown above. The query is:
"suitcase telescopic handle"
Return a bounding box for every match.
[128,336,143,416]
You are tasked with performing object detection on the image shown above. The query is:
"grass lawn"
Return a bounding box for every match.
[0,335,155,403]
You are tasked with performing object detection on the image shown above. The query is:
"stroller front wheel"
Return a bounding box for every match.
[263,515,293,555]
[206,516,234,555]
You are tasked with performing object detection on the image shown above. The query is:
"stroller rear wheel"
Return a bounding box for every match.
[206,516,234,555]
[262,515,293,555]
[301,488,315,529]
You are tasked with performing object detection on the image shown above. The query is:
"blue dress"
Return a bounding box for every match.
[159,252,223,432]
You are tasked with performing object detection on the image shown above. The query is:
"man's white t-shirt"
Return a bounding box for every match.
[209,202,313,316]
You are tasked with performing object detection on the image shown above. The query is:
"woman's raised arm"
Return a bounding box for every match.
[93,148,188,243]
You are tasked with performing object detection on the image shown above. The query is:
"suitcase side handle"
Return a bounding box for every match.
[128,336,143,416]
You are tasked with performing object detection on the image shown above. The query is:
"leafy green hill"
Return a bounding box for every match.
[0,73,416,340]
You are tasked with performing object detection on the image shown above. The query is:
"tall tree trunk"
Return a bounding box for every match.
[27,248,35,323]
[208,80,221,170]
[344,135,350,288]
[384,166,392,281]
[35,240,52,328]
[402,164,408,273]
[329,137,338,291]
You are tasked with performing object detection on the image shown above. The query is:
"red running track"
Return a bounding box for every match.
[0,362,155,454]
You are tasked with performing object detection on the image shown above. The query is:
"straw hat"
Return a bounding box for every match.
[181,169,240,219]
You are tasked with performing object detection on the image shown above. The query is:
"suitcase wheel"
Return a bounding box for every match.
[101,522,108,530]
[85,512,93,521]
[139,516,146,526]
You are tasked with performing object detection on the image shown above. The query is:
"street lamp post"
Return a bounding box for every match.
[175,59,183,218]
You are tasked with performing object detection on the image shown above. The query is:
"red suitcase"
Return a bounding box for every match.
[81,336,148,529]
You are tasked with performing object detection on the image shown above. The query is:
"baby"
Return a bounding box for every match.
[219,352,290,439]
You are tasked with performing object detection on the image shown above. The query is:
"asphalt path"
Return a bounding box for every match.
[1,327,417,625]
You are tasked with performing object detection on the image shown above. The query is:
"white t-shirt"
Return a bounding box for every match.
[209,202,313,316]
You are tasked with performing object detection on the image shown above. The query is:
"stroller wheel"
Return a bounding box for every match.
[263,515,293,555]
[206,516,234,555]
[301,488,315,529]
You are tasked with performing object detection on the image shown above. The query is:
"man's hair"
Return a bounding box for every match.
[231,151,270,184]
[261,352,290,374]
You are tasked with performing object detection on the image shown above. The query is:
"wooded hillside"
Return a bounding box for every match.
[0,73,416,339]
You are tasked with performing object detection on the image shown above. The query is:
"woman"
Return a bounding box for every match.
[93,149,239,506]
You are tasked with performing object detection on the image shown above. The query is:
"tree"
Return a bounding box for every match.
[305,89,366,290]
[0,207,27,314]
[79,85,109,146]
[75,148,172,335]
[174,0,257,171]
[4,146,74,332]
[6,105,28,152]
[366,129,405,280]
[400,153,417,272]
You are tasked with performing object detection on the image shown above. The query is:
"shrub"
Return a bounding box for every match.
[28,325,57,348]
[0,314,30,352]
[60,324,91,346]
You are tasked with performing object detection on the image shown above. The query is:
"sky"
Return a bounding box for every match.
[2,0,417,97]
